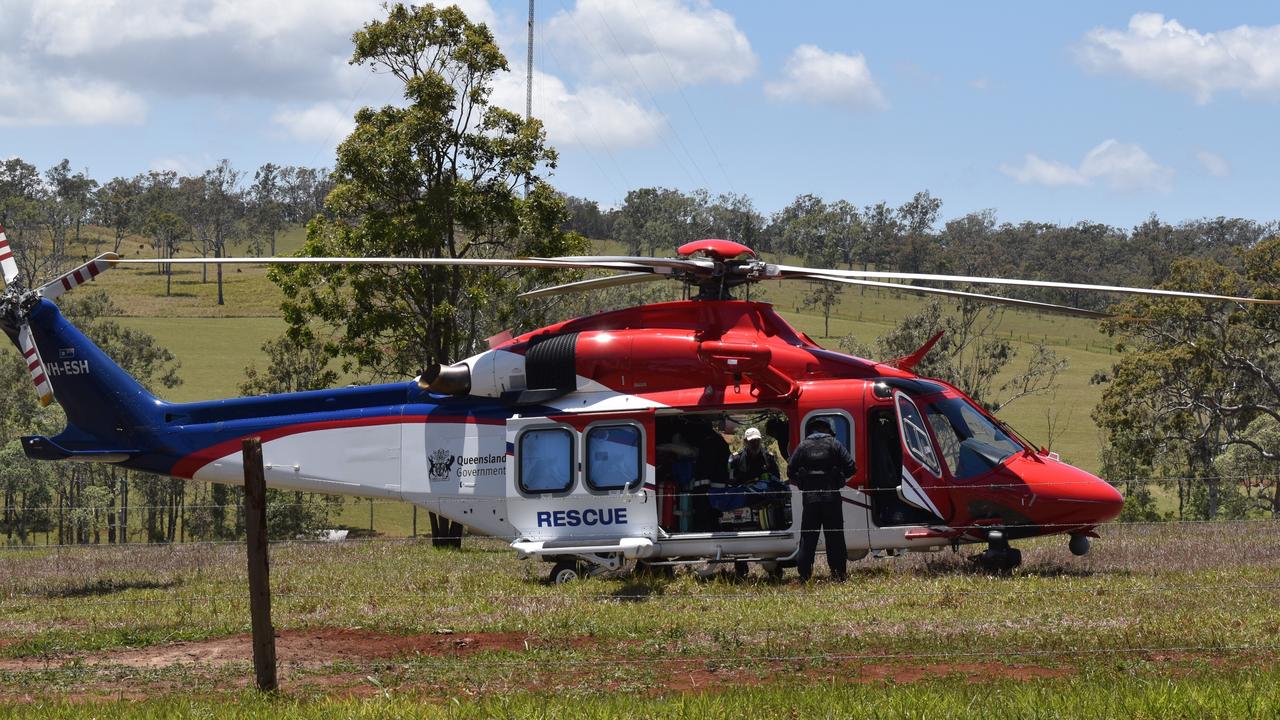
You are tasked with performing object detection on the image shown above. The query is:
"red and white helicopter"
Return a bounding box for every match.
[4,230,1274,581]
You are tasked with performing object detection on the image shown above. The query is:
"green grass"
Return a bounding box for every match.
[0,521,1277,712]
[6,668,1280,718]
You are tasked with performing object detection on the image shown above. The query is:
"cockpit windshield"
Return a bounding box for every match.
[923,398,1024,479]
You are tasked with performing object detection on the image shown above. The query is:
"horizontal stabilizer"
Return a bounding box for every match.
[21,435,136,463]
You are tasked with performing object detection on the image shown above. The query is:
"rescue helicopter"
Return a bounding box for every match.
[4,229,1276,582]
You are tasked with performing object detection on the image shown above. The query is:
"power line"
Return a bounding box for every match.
[626,0,736,194]
[551,0,701,190]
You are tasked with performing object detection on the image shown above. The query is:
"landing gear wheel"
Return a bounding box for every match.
[549,558,585,585]
[975,547,1022,574]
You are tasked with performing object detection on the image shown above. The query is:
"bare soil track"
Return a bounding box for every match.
[0,628,541,671]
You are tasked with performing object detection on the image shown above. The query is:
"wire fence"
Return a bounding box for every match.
[0,465,1277,556]
[2,511,1280,551]
[7,471,1280,516]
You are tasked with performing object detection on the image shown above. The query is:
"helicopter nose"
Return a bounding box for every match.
[1041,470,1124,526]
[1009,456,1124,527]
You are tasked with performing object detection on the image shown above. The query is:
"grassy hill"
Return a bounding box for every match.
[59,226,1118,534]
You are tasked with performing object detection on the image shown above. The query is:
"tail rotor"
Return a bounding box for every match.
[1,225,119,408]
[0,224,18,287]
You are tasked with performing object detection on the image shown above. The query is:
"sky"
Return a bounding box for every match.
[1,0,1278,229]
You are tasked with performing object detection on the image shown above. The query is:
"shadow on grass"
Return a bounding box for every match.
[912,556,1104,579]
[43,578,181,598]
[609,582,662,601]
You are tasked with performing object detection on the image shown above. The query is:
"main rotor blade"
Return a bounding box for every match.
[17,323,53,407]
[528,255,709,272]
[776,264,1280,306]
[111,256,656,272]
[0,224,18,287]
[39,253,119,301]
[519,272,667,299]
[787,273,1109,319]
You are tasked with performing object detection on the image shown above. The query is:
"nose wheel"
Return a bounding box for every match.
[974,530,1022,573]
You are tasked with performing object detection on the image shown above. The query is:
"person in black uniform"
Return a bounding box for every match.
[787,419,857,581]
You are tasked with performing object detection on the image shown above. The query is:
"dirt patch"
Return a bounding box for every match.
[0,628,543,671]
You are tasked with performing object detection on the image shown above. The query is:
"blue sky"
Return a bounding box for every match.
[2,1,1277,229]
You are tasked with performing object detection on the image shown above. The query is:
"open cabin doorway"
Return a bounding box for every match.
[654,409,792,536]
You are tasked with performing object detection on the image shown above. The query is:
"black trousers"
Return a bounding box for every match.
[798,499,847,580]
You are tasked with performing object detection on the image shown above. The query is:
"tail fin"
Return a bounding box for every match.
[21,299,163,457]
[888,331,945,373]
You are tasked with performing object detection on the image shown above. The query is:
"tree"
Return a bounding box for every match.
[96,176,143,254]
[272,2,586,377]
[248,163,286,256]
[894,190,941,274]
[185,160,245,304]
[270,3,585,547]
[773,194,846,336]
[45,159,98,250]
[613,187,696,257]
[1093,244,1280,520]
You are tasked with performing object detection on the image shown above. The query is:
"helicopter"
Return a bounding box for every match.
[4,230,1276,582]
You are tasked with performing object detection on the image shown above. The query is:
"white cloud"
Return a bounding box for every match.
[1,0,507,131]
[1078,13,1280,104]
[765,45,887,111]
[15,0,502,104]
[1080,140,1173,192]
[0,56,146,126]
[491,68,664,149]
[546,0,755,90]
[1001,140,1173,192]
[1195,149,1231,178]
[999,155,1087,187]
[271,102,356,145]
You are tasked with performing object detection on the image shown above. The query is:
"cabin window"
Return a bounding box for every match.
[518,427,574,494]
[896,394,942,477]
[586,424,643,491]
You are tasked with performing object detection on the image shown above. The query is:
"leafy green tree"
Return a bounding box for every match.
[248,163,286,256]
[1093,245,1280,519]
[614,188,697,257]
[273,3,585,377]
[95,176,143,255]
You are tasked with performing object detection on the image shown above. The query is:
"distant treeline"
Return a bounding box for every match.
[0,156,333,304]
[562,189,1277,311]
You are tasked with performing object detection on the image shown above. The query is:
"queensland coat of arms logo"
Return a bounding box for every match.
[428,448,456,482]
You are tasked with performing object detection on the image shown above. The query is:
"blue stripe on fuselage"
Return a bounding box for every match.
[114,385,530,477]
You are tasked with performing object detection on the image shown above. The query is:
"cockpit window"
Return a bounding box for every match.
[924,398,1023,479]
[896,394,942,477]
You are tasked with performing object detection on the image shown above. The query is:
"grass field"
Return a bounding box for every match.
[1,521,1278,716]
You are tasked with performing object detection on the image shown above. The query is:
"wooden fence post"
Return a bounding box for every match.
[242,437,278,692]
